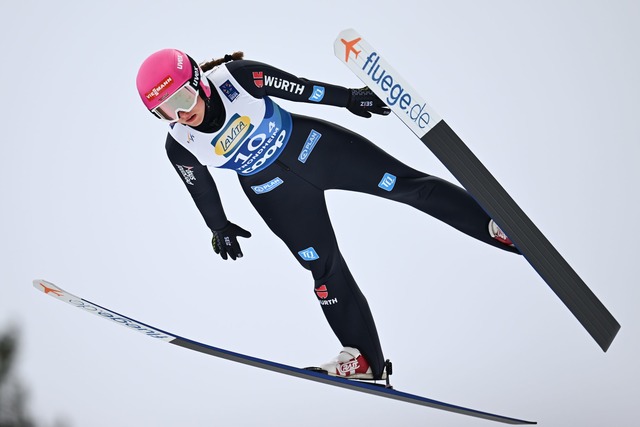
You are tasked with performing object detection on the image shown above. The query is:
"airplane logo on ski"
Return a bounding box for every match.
[37,281,63,296]
[340,37,361,62]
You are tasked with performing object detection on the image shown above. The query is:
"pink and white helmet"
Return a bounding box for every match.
[136,49,211,121]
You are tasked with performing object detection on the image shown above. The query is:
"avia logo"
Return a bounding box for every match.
[314,285,329,299]
[38,282,63,296]
[213,114,253,157]
[340,37,361,62]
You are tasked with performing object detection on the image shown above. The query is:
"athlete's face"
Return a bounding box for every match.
[176,96,205,127]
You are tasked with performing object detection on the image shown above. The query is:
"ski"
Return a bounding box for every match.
[33,279,535,425]
[334,28,620,352]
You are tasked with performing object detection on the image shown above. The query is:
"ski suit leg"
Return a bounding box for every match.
[238,167,386,378]
[236,113,518,380]
[279,115,520,253]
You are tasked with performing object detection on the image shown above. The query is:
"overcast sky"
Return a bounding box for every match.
[1,1,638,426]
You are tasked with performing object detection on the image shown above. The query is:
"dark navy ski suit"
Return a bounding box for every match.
[164,59,518,378]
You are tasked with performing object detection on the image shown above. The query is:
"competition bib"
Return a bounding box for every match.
[169,66,292,176]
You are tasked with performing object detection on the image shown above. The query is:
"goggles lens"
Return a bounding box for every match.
[151,82,199,122]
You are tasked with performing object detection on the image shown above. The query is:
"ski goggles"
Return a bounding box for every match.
[150,82,199,122]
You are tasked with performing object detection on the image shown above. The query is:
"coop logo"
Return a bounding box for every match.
[176,164,197,185]
[236,124,287,175]
[339,34,441,133]
[251,177,284,194]
[378,172,396,191]
[213,114,253,157]
[298,247,319,261]
[314,284,338,306]
[233,99,292,176]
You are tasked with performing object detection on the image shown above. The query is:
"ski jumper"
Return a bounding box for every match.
[165,60,518,378]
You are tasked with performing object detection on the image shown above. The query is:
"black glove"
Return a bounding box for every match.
[211,222,252,260]
[347,87,391,118]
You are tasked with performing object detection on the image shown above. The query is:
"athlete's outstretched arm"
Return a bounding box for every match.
[165,134,229,231]
[225,60,389,117]
[166,135,252,260]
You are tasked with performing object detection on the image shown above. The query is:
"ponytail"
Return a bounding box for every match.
[200,51,244,72]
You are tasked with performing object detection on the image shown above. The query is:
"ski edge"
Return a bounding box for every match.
[32,279,536,425]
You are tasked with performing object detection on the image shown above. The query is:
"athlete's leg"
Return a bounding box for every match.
[238,167,386,378]
[281,115,519,253]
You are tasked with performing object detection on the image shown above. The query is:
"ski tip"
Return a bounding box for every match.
[338,28,359,37]
[32,279,65,297]
[599,323,621,352]
[333,28,361,56]
[33,279,51,290]
[336,28,359,38]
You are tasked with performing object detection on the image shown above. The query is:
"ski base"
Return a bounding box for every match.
[334,28,620,352]
[421,120,620,351]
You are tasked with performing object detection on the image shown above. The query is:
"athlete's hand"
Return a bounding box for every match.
[211,222,252,260]
[347,87,391,118]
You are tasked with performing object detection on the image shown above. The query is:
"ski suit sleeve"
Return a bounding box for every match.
[165,133,229,231]
[225,60,351,107]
